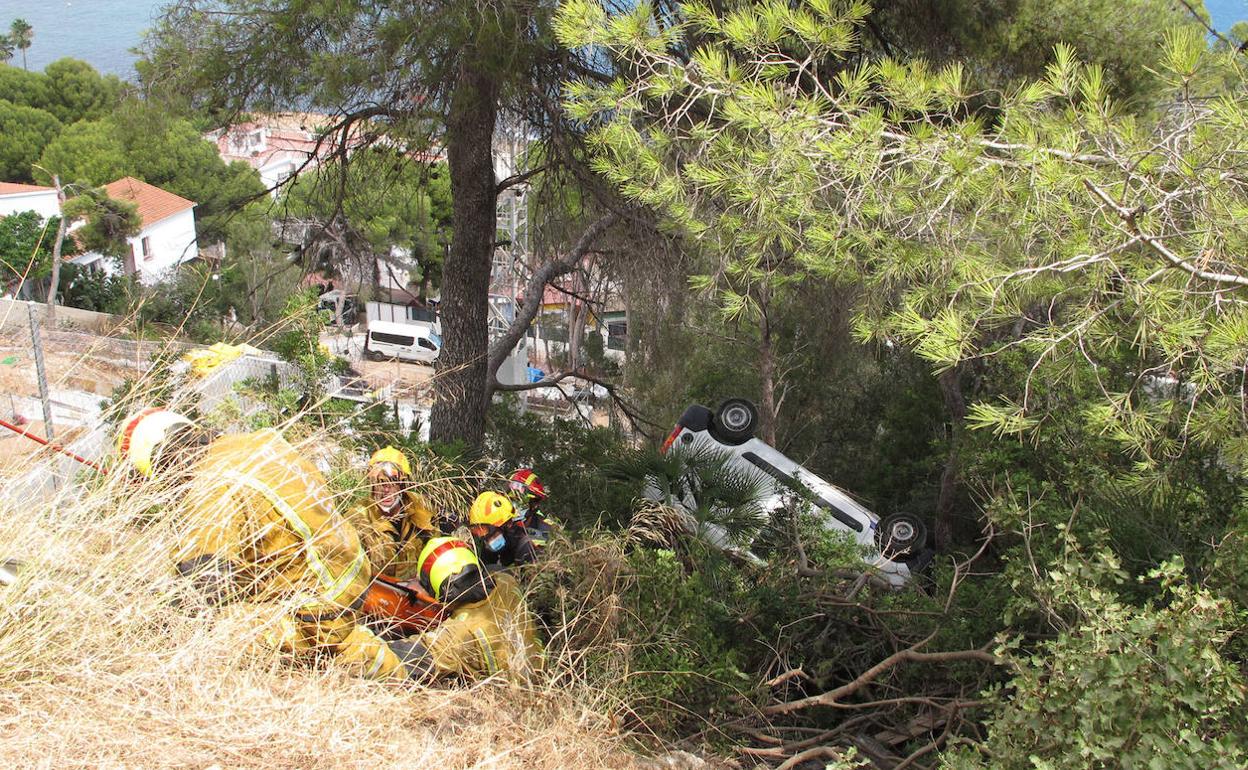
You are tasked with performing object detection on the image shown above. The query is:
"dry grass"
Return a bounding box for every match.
[0,293,725,770]
[0,424,663,770]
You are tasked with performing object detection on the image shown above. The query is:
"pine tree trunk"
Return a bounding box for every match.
[45,178,68,326]
[935,366,966,552]
[758,295,778,446]
[428,55,500,448]
[567,299,585,369]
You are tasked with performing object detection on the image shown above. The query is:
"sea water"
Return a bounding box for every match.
[0,0,165,78]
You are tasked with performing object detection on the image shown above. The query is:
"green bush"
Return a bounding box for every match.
[486,399,642,531]
[528,533,750,734]
[945,544,1247,769]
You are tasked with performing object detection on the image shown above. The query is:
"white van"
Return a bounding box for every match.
[658,399,933,587]
[364,320,441,364]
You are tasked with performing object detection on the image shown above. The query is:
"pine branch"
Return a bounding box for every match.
[1085,180,1248,288]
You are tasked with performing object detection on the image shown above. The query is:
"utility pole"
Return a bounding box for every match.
[28,302,54,440]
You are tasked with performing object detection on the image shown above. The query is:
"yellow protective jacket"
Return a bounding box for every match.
[174,429,370,620]
[173,430,418,679]
[415,573,542,681]
[346,491,439,581]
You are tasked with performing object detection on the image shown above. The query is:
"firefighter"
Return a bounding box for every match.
[116,408,426,681]
[347,446,441,580]
[467,491,538,571]
[508,467,556,549]
[401,536,540,682]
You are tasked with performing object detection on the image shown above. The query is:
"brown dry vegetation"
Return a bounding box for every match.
[0,426,666,770]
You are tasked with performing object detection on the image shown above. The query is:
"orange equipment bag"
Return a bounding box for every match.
[359,574,446,634]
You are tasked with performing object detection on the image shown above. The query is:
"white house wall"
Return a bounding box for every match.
[73,208,198,284]
[130,208,198,284]
[0,191,60,220]
[259,159,298,194]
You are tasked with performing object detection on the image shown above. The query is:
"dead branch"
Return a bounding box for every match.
[763,636,1000,716]
[775,746,851,770]
[764,668,809,688]
[496,164,548,194]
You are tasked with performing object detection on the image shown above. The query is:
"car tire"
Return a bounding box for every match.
[366,350,384,362]
[878,512,926,557]
[710,398,758,444]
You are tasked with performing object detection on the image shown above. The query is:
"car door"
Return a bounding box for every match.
[414,335,439,363]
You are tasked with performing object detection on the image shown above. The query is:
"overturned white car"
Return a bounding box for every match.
[656,399,932,588]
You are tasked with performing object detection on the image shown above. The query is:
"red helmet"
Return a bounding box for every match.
[508,468,547,501]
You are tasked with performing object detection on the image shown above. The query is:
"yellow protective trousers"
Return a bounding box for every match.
[261,609,412,680]
[412,573,542,682]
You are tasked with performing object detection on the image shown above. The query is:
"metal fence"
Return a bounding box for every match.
[195,354,300,416]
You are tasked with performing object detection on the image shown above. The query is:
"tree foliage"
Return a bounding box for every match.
[559,1,1248,494]
[36,105,265,243]
[283,150,453,298]
[948,545,1246,769]
[557,0,1248,762]
[0,210,67,286]
[61,186,141,258]
[0,58,123,124]
[0,98,61,181]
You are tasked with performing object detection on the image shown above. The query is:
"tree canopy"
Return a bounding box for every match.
[555,0,1248,761]
[36,104,266,243]
[282,150,453,300]
[0,99,62,181]
[62,185,142,259]
[0,210,67,289]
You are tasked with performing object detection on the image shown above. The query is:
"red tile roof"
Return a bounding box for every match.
[0,182,54,195]
[103,177,195,229]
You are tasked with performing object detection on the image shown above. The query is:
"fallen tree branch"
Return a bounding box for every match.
[775,746,850,770]
[763,639,1000,716]
[765,668,809,688]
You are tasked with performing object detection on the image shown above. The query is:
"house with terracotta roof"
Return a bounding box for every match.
[206,112,358,195]
[71,177,198,284]
[0,182,60,220]
[207,112,442,195]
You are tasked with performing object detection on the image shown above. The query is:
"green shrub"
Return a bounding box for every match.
[486,399,641,531]
[945,544,1247,769]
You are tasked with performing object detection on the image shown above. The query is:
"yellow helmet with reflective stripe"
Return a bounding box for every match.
[116,408,196,478]
[368,446,411,479]
[469,491,514,527]
[416,537,480,601]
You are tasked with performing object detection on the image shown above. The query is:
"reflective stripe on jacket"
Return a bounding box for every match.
[174,430,371,614]
[416,573,541,680]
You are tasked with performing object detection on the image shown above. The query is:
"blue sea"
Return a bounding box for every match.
[0,0,1244,80]
[0,0,166,78]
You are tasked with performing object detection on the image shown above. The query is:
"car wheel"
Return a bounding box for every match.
[710,398,758,444]
[878,512,926,557]
[366,350,384,362]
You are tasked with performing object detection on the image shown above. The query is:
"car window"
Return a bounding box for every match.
[741,451,864,532]
[418,337,437,350]
[371,331,415,346]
